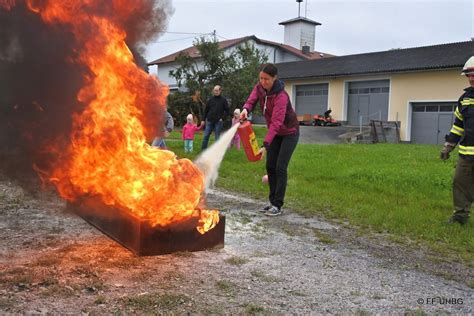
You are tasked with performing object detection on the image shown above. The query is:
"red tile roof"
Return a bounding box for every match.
[147,35,334,65]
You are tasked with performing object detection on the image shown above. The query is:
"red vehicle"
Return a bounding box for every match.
[313,109,341,126]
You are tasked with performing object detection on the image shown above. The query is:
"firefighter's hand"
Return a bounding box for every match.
[258,146,266,160]
[440,142,456,160]
[240,109,248,121]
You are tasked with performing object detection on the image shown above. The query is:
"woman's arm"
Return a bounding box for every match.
[263,92,288,148]
[242,84,260,113]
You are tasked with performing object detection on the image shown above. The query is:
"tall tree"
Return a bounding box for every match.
[168,37,267,126]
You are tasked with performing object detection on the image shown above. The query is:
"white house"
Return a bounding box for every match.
[147,17,334,91]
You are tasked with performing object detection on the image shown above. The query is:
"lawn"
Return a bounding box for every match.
[166,126,473,264]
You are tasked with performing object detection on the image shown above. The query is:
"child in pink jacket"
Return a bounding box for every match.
[182,114,202,153]
[229,108,241,150]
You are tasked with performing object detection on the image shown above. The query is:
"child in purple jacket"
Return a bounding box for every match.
[182,114,202,153]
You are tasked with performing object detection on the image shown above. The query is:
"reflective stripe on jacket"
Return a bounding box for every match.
[446,87,474,160]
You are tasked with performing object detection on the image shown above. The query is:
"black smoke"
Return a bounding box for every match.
[0,0,172,183]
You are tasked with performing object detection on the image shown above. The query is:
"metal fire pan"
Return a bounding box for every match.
[67,196,225,256]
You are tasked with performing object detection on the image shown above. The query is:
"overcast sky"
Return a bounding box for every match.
[145,0,474,62]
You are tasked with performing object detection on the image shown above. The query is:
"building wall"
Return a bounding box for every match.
[390,70,466,141]
[152,39,306,89]
[283,22,315,51]
[283,69,468,141]
[156,63,178,87]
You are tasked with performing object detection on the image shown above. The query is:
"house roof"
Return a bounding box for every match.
[279,17,321,26]
[147,35,334,66]
[277,41,474,80]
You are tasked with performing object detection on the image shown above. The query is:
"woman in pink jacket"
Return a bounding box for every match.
[241,63,299,216]
[182,114,202,153]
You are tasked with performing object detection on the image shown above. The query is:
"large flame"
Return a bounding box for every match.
[5,0,218,232]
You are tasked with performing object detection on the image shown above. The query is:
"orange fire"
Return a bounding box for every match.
[10,0,219,233]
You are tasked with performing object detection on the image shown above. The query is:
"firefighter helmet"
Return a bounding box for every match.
[461,56,474,75]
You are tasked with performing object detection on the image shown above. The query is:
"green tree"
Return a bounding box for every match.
[168,37,267,126]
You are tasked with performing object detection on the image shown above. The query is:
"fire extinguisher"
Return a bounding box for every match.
[238,120,262,162]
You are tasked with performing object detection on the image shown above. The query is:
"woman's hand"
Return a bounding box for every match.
[258,146,266,160]
[240,108,248,121]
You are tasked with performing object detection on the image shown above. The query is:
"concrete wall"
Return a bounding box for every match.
[283,69,468,141]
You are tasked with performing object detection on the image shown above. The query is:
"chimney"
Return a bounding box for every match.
[302,45,310,55]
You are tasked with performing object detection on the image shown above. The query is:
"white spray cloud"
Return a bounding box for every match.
[194,124,239,192]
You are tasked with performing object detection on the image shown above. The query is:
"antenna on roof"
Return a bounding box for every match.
[296,0,303,17]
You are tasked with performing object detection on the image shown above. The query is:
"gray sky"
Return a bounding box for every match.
[145,0,474,62]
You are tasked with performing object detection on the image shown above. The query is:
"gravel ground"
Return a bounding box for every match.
[0,180,472,314]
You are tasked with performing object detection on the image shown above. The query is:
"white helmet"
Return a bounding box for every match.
[461,56,474,75]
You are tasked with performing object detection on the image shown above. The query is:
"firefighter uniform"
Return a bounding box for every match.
[443,86,474,224]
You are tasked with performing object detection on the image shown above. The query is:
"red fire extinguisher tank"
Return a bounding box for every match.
[237,120,262,162]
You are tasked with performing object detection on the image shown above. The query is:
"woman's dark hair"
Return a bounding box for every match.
[260,63,278,77]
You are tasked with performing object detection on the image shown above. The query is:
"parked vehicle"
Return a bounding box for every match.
[313,109,341,126]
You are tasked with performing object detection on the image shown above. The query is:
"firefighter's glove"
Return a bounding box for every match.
[440,142,456,161]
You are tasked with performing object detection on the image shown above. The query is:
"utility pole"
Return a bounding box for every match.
[296,0,303,17]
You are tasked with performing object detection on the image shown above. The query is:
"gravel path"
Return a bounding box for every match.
[0,181,472,314]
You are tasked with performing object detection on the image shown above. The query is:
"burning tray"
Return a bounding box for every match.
[67,196,225,256]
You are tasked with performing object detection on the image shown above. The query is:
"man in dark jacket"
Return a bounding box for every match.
[200,85,230,150]
[440,56,474,225]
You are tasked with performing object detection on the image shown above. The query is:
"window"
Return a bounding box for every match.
[349,88,358,94]
[426,106,438,112]
[440,105,455,112]
[381,87,390,93]
[370,87,381,93]
[413,106,425,112]
[359,88,370,94]
[304,91,313,96]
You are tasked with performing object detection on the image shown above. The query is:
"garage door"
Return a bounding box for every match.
[347,80,390,125]
[295,84,328,116]
[411,102,456,144]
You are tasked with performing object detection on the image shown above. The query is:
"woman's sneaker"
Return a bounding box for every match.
[265,205,282,216]
[260,204,272,213]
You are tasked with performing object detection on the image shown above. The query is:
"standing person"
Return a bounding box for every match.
[241,63,299,216]
[229,108,241,150]
[152,110,174,149]
[200,85,230,150]
[440,56,474,225]
[182,114,202,153]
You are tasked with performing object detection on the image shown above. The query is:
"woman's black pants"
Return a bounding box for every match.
[266,132,299,208]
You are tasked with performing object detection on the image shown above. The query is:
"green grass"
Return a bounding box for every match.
[165,126,474,264]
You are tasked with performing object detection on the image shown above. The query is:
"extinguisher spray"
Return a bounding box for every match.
[237,120,262,162]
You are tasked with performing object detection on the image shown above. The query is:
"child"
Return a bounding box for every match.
[182,114,202,153]
[229,108,241,150]
[152,110,174,149]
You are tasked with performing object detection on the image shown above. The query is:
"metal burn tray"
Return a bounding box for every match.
[67,196,225,256]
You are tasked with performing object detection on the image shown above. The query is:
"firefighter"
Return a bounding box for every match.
[440,56,474,225]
